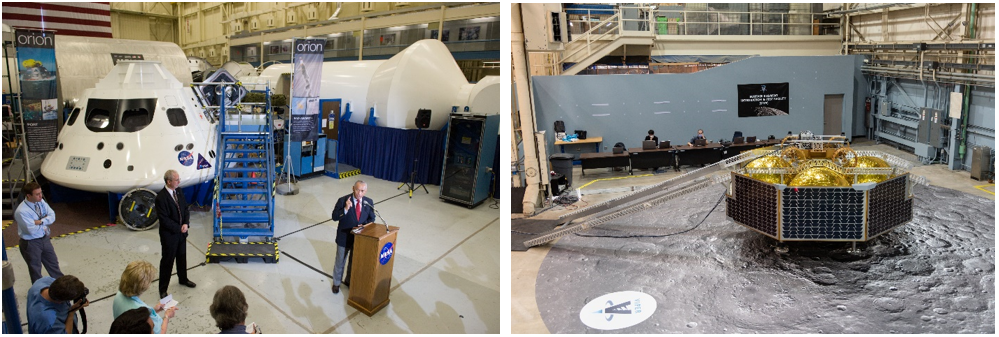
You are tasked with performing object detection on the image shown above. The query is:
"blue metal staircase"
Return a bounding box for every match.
[206,85,278,263]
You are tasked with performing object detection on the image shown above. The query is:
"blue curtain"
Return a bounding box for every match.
[338,121,446,185]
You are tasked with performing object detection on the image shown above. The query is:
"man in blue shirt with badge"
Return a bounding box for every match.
[15,182,64,284]
[26,275,89,334]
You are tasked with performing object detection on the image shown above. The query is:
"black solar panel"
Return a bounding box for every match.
[867,175,912,238]
[781,187,865,240]
[727,174,779,238]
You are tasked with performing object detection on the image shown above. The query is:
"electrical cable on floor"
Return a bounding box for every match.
[511,230,542,235]
[574,192,725,239]
[280,250,335,279]
[511,188,582,236]
[274,192,406,240]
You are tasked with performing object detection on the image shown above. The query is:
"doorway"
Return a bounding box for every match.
[824,94,844,135]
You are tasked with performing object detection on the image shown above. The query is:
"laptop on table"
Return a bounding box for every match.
[642,140,657,150]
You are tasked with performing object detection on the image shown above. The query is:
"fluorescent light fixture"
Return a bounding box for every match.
[653,111,671,114]
[592,114,611,117]
[591,103,609,106]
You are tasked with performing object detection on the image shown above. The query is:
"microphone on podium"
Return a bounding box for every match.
[363,200,390,232]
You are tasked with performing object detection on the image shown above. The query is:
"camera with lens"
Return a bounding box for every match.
[74,287,89,305]
[72,287,90,334]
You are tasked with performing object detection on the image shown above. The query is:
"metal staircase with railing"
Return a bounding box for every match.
[559,12,655,75]
[206,85,279,264]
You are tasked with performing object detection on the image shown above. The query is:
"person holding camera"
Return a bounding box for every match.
[26,275,89,334]
[113,260,176,334]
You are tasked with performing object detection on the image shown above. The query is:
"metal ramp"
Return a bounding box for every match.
[206,83,278,263]
[522,146,780,248]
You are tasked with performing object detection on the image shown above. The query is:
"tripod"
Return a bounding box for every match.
[398,127,429,198]
[398,155,429,198]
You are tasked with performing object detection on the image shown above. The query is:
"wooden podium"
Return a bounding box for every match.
[348,223,399,316]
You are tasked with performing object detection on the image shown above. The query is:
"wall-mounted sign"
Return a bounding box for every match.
[738,82,789,117]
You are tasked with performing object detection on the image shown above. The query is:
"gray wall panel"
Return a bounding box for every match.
[962,88,996,170]
[533,55,863,158]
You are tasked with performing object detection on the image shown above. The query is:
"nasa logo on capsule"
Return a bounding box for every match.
[178,151,194,166]
[579,291,656,330]
[379,242,393,265]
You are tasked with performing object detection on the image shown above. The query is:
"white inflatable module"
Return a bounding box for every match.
[245,39,498,130]
[40,61,218,193]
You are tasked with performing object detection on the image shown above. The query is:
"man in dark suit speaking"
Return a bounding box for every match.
[330,180,375,294]
[156,170,196,299]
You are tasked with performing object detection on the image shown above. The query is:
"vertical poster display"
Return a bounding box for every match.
[290,38,325,142]
[737,82,790,117]
[14,29,59,152]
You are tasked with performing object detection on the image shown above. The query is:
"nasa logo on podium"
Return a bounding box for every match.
[579,291,657,330]
[379,242,393,265]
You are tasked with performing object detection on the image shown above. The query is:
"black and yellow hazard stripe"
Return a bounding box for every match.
[2,220,11,230]
[338,169,361,179]
[55,224,114,239]
[205,241,279,263]
[6,223,115,249]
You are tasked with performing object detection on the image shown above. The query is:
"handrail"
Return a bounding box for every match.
[561,13,621,63]
[264,83,275,234]
[568,6,839,36]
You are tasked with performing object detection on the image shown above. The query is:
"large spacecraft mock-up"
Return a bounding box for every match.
[727,135,917,242]
[40,61,218,194]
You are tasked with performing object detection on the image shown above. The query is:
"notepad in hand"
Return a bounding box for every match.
[159,294,179,310]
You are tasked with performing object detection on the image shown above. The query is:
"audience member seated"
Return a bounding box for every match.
[688,129,707,146]
[210,285,258,334]
[645,130,658,145]
[26,275,89,334]
[109,307,154,334]
[113,260,176,334]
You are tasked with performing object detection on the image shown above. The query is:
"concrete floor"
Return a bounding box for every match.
[511,141,995,334]
[5,175,500,334]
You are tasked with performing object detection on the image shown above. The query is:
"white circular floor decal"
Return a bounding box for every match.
[579,291,657,330]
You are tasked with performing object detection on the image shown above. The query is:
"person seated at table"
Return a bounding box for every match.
[688,129,707,146]
[644,130,658,145]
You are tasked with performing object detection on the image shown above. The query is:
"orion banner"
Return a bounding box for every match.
[737,82,790,117]
[290,38,325,142]
[15,29,59,152]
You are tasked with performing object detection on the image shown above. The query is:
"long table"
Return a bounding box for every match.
[674,143,724,167]
[579,152,630,175]
[577,138,781,175]
[627,147,676,174]
[722,139,782,159]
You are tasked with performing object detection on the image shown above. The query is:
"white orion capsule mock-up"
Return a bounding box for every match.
[41,61,218,228]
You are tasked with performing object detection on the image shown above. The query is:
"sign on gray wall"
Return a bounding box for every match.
[738,82,789,117]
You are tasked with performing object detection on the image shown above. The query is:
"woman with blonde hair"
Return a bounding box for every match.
[112,260,176,334]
